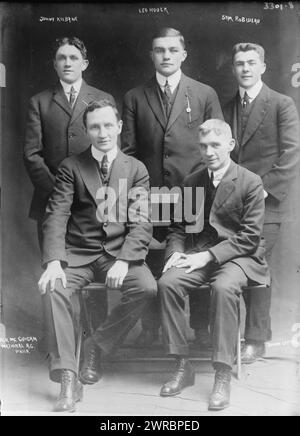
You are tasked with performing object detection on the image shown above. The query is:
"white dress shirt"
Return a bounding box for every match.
[60,78,82,105]
[91,145,118,172]
[156,69,182,94]
[208,159,231,187]
[239,79,263,104]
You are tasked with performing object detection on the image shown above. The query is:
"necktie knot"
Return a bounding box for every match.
[69,86,76,107]
[101,154,109,179]
[242,91,250,108]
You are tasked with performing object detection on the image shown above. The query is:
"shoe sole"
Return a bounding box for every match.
[208,403,230,411]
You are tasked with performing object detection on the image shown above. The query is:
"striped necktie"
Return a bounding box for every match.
[69,86,76,108]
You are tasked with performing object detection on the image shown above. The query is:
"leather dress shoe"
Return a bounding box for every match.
[208,368,231,411]
[160,358,195,397]
[241,341,266,364]
[135,328,159,347]
[79,337,103,385]
[53,370,83,413]
[193,328,212,349]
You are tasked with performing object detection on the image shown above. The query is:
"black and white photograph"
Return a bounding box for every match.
[0,1,300,417]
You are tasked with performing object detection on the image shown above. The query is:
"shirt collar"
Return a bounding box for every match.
[239,79,263,101]
[156,69,181,91]
[91,144,118,164]
[208,159,231,182]
[60,78,82,95]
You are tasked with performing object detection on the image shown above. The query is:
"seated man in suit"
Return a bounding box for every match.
[223,42,300,363]
[24,37,115,340]
[38,99,157,412]
[158,119,270,410]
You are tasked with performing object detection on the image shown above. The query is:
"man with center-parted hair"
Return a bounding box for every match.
[157,119,269,410]
[121,27,224,346]
[38,99,157,412]
[23,36,115,373]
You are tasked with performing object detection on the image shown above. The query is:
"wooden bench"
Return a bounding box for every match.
[76,280,267,379]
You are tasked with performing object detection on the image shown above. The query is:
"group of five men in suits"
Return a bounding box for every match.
[23,29,300,412]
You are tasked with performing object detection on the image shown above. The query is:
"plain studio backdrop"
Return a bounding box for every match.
[0,2,300,348]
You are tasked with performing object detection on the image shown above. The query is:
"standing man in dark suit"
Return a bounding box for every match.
[121,27,224,345]
[24,36,115,247]
[223,43,300,363]
[158,119,269,410]
[38,100,157,412]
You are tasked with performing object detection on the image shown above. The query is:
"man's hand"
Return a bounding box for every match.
[106,260,129,289]
[175,251,214,273]
[162,252,186,273]
[38,260,67,294]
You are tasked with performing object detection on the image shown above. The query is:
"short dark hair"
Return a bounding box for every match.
[151,27,185,49]
[83,99,120,128]
[52,36,87,59]
[232,43,265,63]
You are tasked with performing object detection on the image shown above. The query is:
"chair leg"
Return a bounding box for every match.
[236,299,242,380]
[237,325,242,380]
[76,321,83,373]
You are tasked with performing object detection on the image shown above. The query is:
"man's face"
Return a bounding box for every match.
[85,106,122,153]
[150,36,187,77]
[232,50,266,89]
[54,43,89,84]
[199,130,235,171]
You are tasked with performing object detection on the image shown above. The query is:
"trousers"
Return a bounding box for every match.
[42,251,157,382]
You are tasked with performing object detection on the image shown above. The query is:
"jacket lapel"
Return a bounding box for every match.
[144,77,167,130]
[166,73,189,131]
[77,147,102,206]
[241,84,270,147]
[70,80,93,124]
[211,161,237,213]
[52,83,72,117]
[230,94,240,161]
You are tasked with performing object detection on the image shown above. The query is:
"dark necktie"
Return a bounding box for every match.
[242,91,250,109]
[210,171,216,190]
[164,80,172,118]
[101,154,109,180]
[69,86,76,108]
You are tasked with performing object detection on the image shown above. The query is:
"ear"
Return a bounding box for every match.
[229,138,236,152]
[53,59,57,72]
[118,120,123,134]
[81,59,89,72]
[182,50,187,62]
[149,50,154,63]
[261,62,266,75]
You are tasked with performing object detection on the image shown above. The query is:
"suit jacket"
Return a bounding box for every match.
[42,148,152,268]
[121,73,224,188]
[165,161,270,286]
[223,84,300,223]
[24,80,115,220]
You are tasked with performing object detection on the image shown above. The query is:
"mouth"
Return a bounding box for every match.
[161,63,173,67]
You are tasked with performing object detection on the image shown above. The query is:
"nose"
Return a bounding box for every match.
[98,126,107,138]
[206,145,214,157]
[242,63,249,72]
[163,50,170,60]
